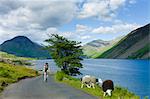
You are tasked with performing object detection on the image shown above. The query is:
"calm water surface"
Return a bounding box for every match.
[31,59,149,98]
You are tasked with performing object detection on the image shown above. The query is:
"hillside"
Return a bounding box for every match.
[0,36,50,59]
[0,51,33,60]
[97,24,150,59]
[82,37,122,58]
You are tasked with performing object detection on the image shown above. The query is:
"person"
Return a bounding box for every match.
[43,63,49,82]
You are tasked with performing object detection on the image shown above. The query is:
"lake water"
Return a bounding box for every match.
[30,59,149,98]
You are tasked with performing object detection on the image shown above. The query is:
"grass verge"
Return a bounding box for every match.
[55,71,140,99]
[0,62,39,93]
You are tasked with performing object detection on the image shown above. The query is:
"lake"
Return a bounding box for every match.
[30,59,149,98]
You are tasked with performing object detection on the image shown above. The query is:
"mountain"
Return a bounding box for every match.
[0,36,50,59]
[96,24,150,59]
[86,40,111,47]
[82,37,122,58]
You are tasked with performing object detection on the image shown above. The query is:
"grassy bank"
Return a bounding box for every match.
[0,51,36,66]
[0,62,39,93]
[55,71,140,99]
[0,51,34,60]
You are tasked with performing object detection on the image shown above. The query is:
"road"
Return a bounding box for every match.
[0,75,98,99]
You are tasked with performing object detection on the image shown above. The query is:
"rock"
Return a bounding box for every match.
[1,81,8,86]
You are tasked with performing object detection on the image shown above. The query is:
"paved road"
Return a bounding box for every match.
[0,75,98,99]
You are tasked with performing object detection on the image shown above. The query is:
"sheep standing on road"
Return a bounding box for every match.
[102,80,114,96]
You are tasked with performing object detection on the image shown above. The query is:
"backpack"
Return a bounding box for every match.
[44,65,48,72]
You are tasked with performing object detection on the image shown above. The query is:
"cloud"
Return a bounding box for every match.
[0,0,22,14]
[44,27,77,42]
[80,35,91,40]
[0,0,78,44]
[0,0,77,30]
[77,0,135,21]
[92,23,141,34]
[76,24,91,32]
[128,0,136,4]
[0,0,139,45]
[109,0,126,10]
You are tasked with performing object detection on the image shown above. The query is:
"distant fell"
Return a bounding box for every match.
[82,37,122,58]
[0,36,50,59]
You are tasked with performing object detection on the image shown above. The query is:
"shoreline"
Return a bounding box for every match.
[54,71,140,99]
[28,59,149,98]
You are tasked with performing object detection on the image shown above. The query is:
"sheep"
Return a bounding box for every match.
[81,75,114,96]
[81,75,102,89]
[102,80,114,96]
[80,75,91,88]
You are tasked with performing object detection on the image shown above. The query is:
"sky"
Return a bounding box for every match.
[0,0,149,45]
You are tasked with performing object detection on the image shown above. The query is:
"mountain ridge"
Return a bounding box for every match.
[0,36,50,59]
[82,37,122,58]
[96,23,150,59]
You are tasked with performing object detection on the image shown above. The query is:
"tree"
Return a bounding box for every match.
[44,34,83,76]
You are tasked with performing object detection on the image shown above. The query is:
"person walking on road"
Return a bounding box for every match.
[43,63,49,82]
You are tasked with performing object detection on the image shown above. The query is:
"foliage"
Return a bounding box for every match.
[55,71,66,81]
[144,96,149,99]
[55,71,78,81]
[45,34,83,76]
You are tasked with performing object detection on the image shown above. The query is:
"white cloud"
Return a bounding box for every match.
[92,23,141,34]
[80,35,91,40]
[45,27,77,41]
[109,0,126,10]
[0,0,78,44]
[0,0,77,29]
[77,0,135,21]
[128,0,136,4]
[76,24,91,32]
[78,0,112,20]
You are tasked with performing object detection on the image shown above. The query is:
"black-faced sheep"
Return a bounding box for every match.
[102,80,114,96]
[81,75,102,89]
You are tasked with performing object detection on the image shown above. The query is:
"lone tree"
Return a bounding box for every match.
[45,34,83,76]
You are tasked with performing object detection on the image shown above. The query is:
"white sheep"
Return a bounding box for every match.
[81,75,102,89]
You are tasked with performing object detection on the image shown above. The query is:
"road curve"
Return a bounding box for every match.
[0,75,98,99]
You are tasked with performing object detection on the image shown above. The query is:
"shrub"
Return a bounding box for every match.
[0,67,11,78]
[55,71,66,81]
[144,96,149,99]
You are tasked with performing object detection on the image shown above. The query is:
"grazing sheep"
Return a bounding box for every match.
[81,75,91,88]
[102,80,114,96]
[81,75,102,89]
